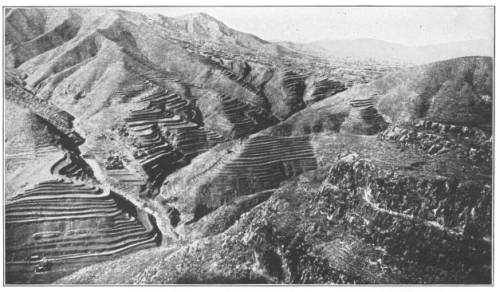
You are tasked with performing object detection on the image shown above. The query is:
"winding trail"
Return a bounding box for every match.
[359,187,490,244]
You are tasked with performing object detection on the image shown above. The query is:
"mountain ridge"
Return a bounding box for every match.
[276,38,493,65]
[4,7,492,285]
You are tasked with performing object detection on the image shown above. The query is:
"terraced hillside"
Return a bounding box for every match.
[161,134,317,229]
[263,56,492,137]
[4,7,492,285]
[3,7,349,202]
[304,77,347,104]
[5,179,160,284]
[54,55,491,284]
[58,140,492,284]
[340,97,388,135]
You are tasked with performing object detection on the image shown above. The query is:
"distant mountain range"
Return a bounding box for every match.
[276,38,493,65]
[150,12,493,65]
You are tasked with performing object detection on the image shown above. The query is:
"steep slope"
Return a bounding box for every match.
[5,7,351,203]
[5,8,77,46]
[155,12,290,55]
[56,55,492,284]
[5,10,82,68]
[154,56,492,242]
[5,8,492,285]
[58,135,492,284]
[4,6,349,265]
[264,56,492,137]
[4,71,162,284]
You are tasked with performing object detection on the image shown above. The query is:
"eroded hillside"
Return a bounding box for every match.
[4,8,492,284]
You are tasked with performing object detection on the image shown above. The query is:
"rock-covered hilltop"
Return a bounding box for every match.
[4,7,492,284]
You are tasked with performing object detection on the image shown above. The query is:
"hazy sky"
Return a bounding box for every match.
[121,7,494,46]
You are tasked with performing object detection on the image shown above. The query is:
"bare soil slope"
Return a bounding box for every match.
[4,8,492,285]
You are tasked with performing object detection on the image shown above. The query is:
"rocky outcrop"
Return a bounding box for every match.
[379,121,492,166]
[53,127,492,284]
[57,147,491,284]
[321,155,491,283]
[56,185,365,284]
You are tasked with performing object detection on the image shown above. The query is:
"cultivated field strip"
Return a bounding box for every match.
[305,78,347,104]
[50,152,94,181]
[172,127,226,155]
[106,169,144,186]
[120,77,229,197]
[140,71,180,86]
[5,145,37,160]
[5,180,159,263]
[279,69,307,111]
[163,134,318,218]
[7,228,152,254]
[219,94,278,138]
[349,98,375,108]
[217,135,317,190]
[135,86,169,102]
[138,130,164,146]
[5,144,61,165]
[343,97,389,134]
[137,71,201,121]
[114,83,155,103]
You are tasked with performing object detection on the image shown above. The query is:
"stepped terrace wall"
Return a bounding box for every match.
[5,179,160,284]
[162,134,318,225]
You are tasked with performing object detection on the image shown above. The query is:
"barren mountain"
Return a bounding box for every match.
[154,12,291,55]
[4,8,492,285]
